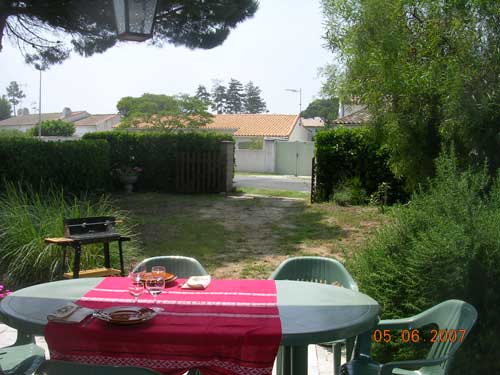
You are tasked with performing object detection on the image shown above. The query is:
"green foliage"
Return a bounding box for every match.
[0,95,11,120]
[5,81,25,116]
[301,98,339,126]
[3,0,258,67]
[315,127,406,203]
[209,79,267,114]
[347,153,500,374]
[117,93,213,129]
[0,183,139,287]
[332,177,367,206]
[225,78,245,114]
[0,138,110,194]
[238,138,263,150]
[0,129,27,138]
[322,0,500,189]
[83,131,233,192]
[195,85,211,105]
[27,119,75,136]
[244,81,267,114]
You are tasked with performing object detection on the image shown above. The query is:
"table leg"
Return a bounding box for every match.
[60,246,67,278]
[118,240,125,276]
[279,346,292,375]
[103,242,111,268]
[291,345,308,375]
[73,243,81,279]
[333,343,341,375]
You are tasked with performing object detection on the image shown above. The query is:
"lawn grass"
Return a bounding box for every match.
[113,192,387,278]
[234,187,309,199]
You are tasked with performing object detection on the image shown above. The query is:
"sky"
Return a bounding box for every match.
[0,0,333,116]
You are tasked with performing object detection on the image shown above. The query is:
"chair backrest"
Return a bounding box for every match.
[133,256,209,278]
[269,256,358,291]
[35,360,162,375]
[423,300,477,373]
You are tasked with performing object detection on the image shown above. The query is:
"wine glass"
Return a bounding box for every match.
[129,262,146,280]
[151,265,166,277]
[128,278,144,303]
[145,275,165,304]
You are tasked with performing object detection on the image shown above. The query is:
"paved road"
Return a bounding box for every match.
[234,174,312,192]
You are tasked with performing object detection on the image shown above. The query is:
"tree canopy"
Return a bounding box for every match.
[0,0,258,67]
[5,81,25,116]
[301,98,338,126]
[244,81,267,114]
[28,119,75,136]
[117,93,213,129]
[0,96,11,120]
[225,78,245,114]
[209,79,267,114]
[322,0,500,188]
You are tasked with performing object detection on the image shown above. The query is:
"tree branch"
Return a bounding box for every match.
[0,13,7,52]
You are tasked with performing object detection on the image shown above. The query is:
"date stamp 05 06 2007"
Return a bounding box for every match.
[372,329,467,344]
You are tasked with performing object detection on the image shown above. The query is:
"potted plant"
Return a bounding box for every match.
[115,166,143,193]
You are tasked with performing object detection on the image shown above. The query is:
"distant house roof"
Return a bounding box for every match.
[0,111,120,127]
[333,107,371,125]
[301,117,325,128]
[74,114,121,126]
[204,114,299,137]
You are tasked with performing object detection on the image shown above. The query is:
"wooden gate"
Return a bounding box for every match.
[175,151,226,193]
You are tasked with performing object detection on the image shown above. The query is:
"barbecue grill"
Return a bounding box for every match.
[45,216,130,279]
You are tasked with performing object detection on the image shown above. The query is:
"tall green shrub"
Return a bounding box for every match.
[84,131,233,192]
[347,153,500,374]
[0,138,110,194]
[28,119,76,136]
[0,184,140,288]
[315,127,406,203]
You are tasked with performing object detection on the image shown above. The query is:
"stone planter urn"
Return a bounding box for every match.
[120,175,138,193]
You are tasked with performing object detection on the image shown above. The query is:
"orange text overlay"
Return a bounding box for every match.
[372,329,467,344]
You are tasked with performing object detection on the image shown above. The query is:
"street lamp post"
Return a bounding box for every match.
[38,67,42,138]
[285,88,302,122]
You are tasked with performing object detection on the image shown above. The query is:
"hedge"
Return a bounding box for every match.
[83,131,233,192]
[315,127,406,203]
[0,138,110,194]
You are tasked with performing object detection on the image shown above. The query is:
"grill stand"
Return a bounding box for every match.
[45,236,130,279]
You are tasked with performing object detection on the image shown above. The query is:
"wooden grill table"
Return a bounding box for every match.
[0,278,379,375]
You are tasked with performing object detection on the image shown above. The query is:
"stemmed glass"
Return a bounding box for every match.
[145,274,165,305]
[128,263,146,303]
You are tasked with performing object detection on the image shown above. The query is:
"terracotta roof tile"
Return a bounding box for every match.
[204,114,299,137]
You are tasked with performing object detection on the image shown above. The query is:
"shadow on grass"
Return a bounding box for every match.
[112,192,349,278]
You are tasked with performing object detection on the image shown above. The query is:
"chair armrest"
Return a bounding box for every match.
[380,357,447,375]
[377,317,417,330]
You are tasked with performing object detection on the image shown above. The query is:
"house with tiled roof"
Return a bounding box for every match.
[0,108,121,137]
[203,114,311,148]
[333,105,371,127]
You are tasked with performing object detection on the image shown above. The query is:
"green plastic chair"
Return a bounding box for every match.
[34,360,162,374]
[0,330,45,375]
[341,300,478,375]
[270,256,358,375]
[133,256,208,278]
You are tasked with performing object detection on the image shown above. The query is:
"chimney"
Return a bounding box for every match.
[62,107,72,118]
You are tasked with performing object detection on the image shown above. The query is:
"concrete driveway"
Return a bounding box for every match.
[234,174,312,192]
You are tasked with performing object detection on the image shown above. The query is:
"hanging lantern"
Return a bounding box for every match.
[113,0,158,42]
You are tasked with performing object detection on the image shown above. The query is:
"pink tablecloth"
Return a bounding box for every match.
[44,277,282,375]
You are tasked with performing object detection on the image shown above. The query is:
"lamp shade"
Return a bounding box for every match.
[113,0,158,41]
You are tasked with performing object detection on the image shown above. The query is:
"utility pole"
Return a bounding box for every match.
[38,67,42,138]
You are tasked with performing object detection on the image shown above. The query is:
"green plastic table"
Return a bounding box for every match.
[0,278,379,375]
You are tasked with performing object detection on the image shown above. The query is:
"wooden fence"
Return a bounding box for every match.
[175,150,229,193]
[310,157,318,203]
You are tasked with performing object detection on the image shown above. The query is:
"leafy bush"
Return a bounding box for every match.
[0,138,110,194]
[315,127,406,203]
[332,177,367,206]
[0,184,141,288]
[346,153,500,374]
[84,131,233,192]
[0,129,28,138]
[28,119,76,136]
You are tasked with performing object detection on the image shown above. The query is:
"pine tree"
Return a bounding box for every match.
[225,78,245,114]
[0,96,12,120]
[195,85,211,106]
[211,82,227,114]
[6,81,25,117]
[244,81,267,113]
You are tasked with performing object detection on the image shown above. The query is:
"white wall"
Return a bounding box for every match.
[74,126,97,137]
[288,120,311,142]
[97,116,121,132]
[235,138,277,173]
